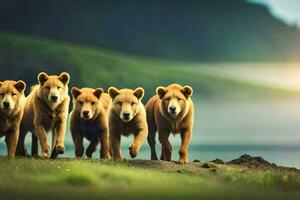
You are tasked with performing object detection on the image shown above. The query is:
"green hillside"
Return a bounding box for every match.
[1,0,300,61]
[0,31,298,100]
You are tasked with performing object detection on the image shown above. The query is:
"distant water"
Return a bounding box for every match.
[0,99,300,168]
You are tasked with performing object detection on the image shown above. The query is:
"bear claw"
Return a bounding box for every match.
[56,144,65,154]
[129,145,138,158]
[176,159,188,164]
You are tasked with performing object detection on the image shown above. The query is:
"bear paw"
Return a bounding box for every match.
[114,157,123,161]
[56,144,65,154]
[101,154,111,160]
[129,145,138,158]
[85,150,93,158]
[16,148,28,157]
[176,158,188,164]
[41,152,49,159]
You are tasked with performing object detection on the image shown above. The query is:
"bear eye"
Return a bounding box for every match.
[116,101,122,106]
[131,102,136,106]
[0,93,4,96]
[177,97,182,101]
[165,97,171,101]
[91,101,95,105]
[57,86,61,89]
[46,86,50,90]
[12,93,16,96]
[78,101,83,105]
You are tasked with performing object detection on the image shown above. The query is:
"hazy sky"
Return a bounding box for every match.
[249,0,300,27]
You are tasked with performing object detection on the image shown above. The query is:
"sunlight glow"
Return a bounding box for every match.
[249,0,300,28]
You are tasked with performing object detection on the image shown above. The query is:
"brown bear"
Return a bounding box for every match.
[108,87,148,161]
[70,87,111,159]
[16,72,70,158]
[0,80,26,158]
[146,84,194,164]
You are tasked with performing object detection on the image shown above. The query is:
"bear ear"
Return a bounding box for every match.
[108,87,119,100]
[38,72,48,85]
[14,80,26,93]
[71,87,81,99]
[156,86,167,99]
[93,88,103,99]
[58,72,70,85]
[133,87,144,100]
[181,85,193,98]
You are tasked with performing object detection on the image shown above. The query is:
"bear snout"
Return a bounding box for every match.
[82,110,91,119]
[168,105,179,116]
[121,111,132,122]
[3,100,10,109]
[169,105,176,112]
[123,112,130,119]
[50,95,58,102]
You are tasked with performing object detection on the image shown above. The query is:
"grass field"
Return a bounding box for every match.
[1,31,299,100]
[0,156,300,200]
[1,31,300,200]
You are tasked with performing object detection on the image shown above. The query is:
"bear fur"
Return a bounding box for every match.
[16,72,70,158]
[108,87,148,161]
[146,84,194,164]
[0,80,26,158]
[70,87,111,159]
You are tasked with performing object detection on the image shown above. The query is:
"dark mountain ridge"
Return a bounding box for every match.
[0,0,300,61]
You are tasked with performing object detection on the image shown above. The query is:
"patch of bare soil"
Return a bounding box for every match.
[124,159,203,174]
[226,154,277,169]
[124,154,299,173]
[226,154,299,172]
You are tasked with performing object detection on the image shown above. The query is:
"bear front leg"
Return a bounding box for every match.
[147,130,158,160]
[72,134,84,158]
[5,129,19,158]
[99,128,110,160]
[31,133,39,157]
[158,131,172,161]
[55,119,67,155]
[86,139,99,158]
[16,128,27,156]
[50,128,59,159]
[110,131,122,161]
[35,124,50,158]
[178,129,192,164]
[129,129,148,158]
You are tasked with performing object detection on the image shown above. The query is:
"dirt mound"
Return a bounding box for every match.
[126,159,173,170]
[126,159,202,172]
[123,154,299,173]
[227,154,278,169]
[211,159,225,164]
[227,154,300,172]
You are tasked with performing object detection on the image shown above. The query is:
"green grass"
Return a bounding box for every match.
[0,157,300,200]
[0,31,299,100]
